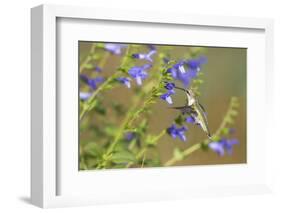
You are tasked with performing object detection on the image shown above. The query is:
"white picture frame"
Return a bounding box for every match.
[31,4,274,208]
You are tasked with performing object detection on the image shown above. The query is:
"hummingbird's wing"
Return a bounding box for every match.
[198,102,206,113]
[169,105,194,115]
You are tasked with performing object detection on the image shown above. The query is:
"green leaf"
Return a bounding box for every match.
[211,135,220,142]
[175,114,184,125]
[200,142,209,151]
[94,102,106,115]
[225,116,234,124]
[111,150,137,164]
[145,135,156,147]
[83,142,103,157]
[104,125,118,137]
[83,63,94,69]
[229,110,238,116]
[221,127,230,135]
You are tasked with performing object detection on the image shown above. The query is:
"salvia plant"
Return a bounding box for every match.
[79,42,240,170]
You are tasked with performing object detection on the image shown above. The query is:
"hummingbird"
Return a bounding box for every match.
[171,86,212,139]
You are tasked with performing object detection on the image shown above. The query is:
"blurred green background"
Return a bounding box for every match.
[79,42,246,167]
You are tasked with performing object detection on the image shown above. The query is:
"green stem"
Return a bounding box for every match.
[105,97,141,155]
[164,97,238,166]
[126,129,166,168]
[141,152,146,168]
[152,129,166,143]
[104,83,162,161]
[79,44,96,73]
[80,74,117,120]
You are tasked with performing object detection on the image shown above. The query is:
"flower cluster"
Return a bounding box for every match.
[80,74,104,90]
[104,43,127,55]
[160,82,176,104]
[132,50,156,62]
[208,138,239,156]
[167,124,188,142]
[116,46,156,88]
[128,64,152,86]
[116,77,131,88]
[80,74,105,101]
[167,56,207,87]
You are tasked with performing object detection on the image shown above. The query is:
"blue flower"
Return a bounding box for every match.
[163,57,170,64]
[93,66,102,72]
[80,92,92,101]
[174,60,187,73]
[167,124,188,142]
[132,50,156,62]
[167,56,207,88]
[167,67,195,87]
[116,77,131,88]
[164,82,175,90]
[160,82,176,104]
[160,90,175,104]
[186,56,207,71]
[104,43,127,55]
[208,138,239,156]
[128,64,152,85]
[186,116,196,124]
[80,74,104,90]
[125,132,136,142]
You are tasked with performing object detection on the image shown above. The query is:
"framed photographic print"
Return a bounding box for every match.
[31,4,274,208]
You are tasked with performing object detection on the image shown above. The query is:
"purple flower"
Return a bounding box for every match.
[160,90,175,104]
[116,77,131,88]
[104,43,127,55]
[128,64,152,85]
[125,132,136,142]
[174,60,187,73]
[208,142,225,156]
[132,50,156,62]
[167,56,207,88]
[164,82,175,90]
[222,138,239,155]
[186,116,196,124]
[80,92,92,101]
[167,124,188,142]
[93,66,102,72]
[208,138,239,156]
[160,82,176,104]
[80,74,104,90]
[167,66,195,87]
[186,56,207,71]
[163,57,170,64]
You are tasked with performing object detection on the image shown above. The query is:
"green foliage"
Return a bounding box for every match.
[174,114,185,125]
[111,150,137,164]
